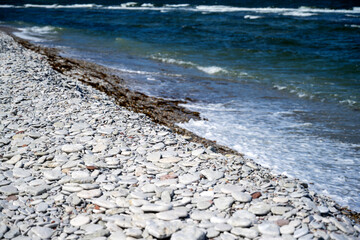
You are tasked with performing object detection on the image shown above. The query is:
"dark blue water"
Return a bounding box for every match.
[1,1,360,211]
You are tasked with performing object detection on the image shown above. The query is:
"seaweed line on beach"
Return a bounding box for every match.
[1,27,241,157]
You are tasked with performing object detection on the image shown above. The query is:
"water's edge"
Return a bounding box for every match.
[2,26,359,222]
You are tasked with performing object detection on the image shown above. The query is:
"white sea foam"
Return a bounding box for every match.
[197,66,228,74]
[273,85,287,90]
[0,4,15,8]
[165,4,190,8]
[244,15,263,19]
[178,101,360,211]
[121,2,137,7]
[282,11,316,17]
[14,26,58,42]
[349,24,360,28]
[24,4,102,9]
[141,3,154,7]
[152,56,196,67]
[152,56,228,75]
[2,4,360,15]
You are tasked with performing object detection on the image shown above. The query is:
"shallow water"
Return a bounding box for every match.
[1,0,360,211]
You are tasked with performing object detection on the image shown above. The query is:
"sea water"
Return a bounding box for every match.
[1,0,359,211]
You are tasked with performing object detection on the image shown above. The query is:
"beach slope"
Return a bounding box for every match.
[0,30,359,239]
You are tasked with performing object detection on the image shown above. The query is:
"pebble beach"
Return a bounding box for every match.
[0,29,359,240]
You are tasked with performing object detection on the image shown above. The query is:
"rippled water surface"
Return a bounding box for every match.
[1,0,359,211]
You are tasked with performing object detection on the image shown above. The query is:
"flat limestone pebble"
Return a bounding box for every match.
[77,189,102,199]
[200,169,224,181]
[141,203,173,212]
[31,227,54,239]
[231,227,258,239]
[61,144,84,153]
[171,226,206,240]
[12,168,31,178]
[227,217,252,228]
[197,200,212,210]
[179,174,199,185]
[43,169,62,181]
[220,185,244,194]
[257,222,280,236]
[248,203,271,216]
[271,206,292,215]
[70,215,90,227]
[214,197,234,210]
[146,219,181,239]
[0,185,18,195]
[293,226,309,239]
[231,192,252,203]
[190,211,215,221]
[92,199,117,209]
[280,225,295,235]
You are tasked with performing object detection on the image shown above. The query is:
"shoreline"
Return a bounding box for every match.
[0,26,241,157]
[0,28,359,239]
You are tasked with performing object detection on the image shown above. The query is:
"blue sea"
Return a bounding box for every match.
[1,0,359,211]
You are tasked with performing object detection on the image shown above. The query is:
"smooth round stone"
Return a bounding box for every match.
[219,232,237,240]
[210,217,227,224]
[61,144,84,153]
[36,202,49,213]
[214,223,232,232]
[197,201,212,210]
[190,211,215,221]
[92,143,107,153]
[146,220,180,239]
[160,157,181,164]
[156,211,180,221]
[192,149,205,156]
[293,226,309,239]
[220,185,244,194]
[214,197,234,210]
[125,228,142,238]
[231,227,258,239]
[141,184,157,193]
[227,217,252,228]
[109,230,126,240]
[171,226,206,240]
[92,199,116,209]
[233,210,256,221]
[70,215,90,227]
[248,203,271,216]
[98,127,114,135]
[207,228,220,238]
[200,169,224,181]
[280,225,295,235]
[62,185,83,192]
[141,203,173,212]
[7,155,21,164]
[273,196,289,203]
[71,171,90,179]
[271,206,292,215]
[0,185,18,195]
[231,192,252,203]
[12,168,31,178]
[257,223,280,236]
[77,189,102,199]
[43,170,62,181]
[179,174,200,185]
[153,143,165,150]
[82,224,104,235]
[318,206,329,214]
[147,152,161,162]
[31,227,54,239]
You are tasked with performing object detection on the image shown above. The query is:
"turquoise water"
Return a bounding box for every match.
[1,1,360,211]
